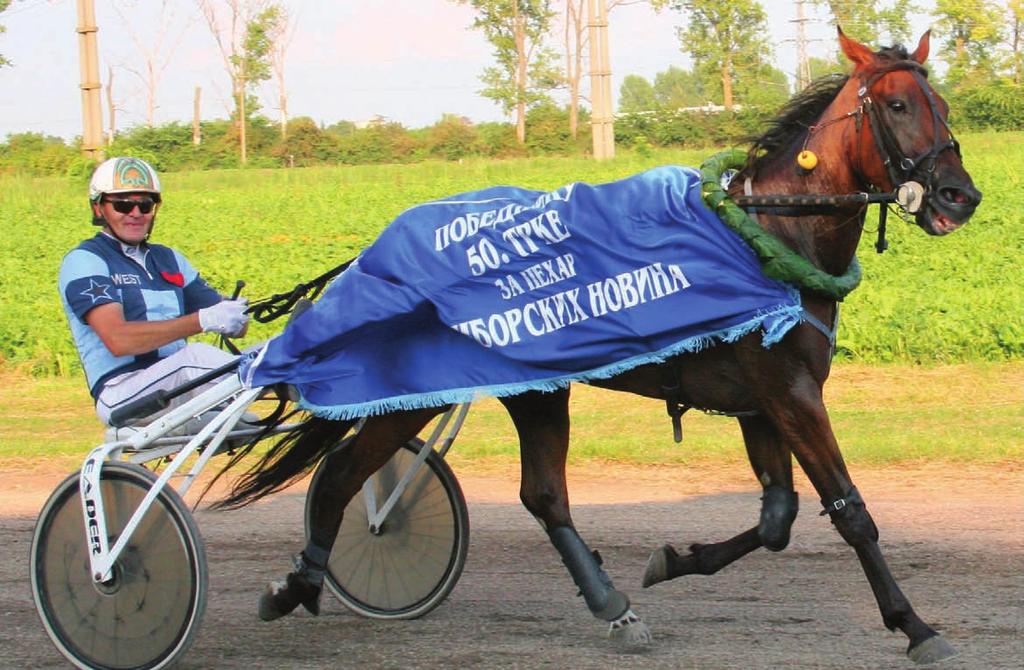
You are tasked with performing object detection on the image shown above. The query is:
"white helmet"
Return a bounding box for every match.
[89,157,162,203]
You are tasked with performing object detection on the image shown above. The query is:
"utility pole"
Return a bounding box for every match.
[793,0,812,91]
[76,0,104,159]
[587,0,614,160]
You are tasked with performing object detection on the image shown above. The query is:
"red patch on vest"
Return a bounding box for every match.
[161,271,185,287]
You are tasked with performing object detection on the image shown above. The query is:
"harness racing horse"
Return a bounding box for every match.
[218,29,980,663]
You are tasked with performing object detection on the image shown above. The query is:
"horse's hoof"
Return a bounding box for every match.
[608,609,653,649]
[908,635,958,664]
[257,570,323,621]
[258,580,291,621]
[642,545,675,588]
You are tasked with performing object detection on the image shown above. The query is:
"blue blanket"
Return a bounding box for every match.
[241,166,802,418]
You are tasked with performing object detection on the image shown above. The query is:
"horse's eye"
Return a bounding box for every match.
[888,100,907,113]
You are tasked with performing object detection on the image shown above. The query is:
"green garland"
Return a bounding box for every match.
[699,149,862,301]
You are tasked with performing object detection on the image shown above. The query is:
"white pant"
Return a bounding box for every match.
[95,342,237,425]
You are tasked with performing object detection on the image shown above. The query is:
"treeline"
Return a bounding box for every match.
[1,83,1020,176]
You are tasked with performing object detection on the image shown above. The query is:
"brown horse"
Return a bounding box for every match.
[220,28,980,664]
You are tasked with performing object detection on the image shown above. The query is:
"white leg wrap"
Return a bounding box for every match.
[607,608,653,646]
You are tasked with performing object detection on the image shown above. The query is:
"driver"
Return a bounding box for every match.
[58,156,249,426]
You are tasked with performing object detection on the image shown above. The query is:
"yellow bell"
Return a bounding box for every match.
[797,150,818,171]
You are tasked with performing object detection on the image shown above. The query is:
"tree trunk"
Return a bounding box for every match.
[514,2,527,144]
[238,77,247,165]
[1014,20,1022,85]
[106,65,116,146]
[722,53,734,110]
[279,86,288,139]
[146,58,156,126]
[193,86,202,146]
[570,0,586,140]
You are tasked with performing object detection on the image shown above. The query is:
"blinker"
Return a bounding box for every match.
[896,181,925,213]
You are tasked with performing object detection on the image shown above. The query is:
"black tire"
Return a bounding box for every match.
[30,462,207,670]
[305,438,469,619]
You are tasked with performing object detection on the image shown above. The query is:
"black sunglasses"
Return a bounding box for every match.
[105,198,156,214]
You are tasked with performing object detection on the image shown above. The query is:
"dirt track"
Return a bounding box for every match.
[2,462,1021,669]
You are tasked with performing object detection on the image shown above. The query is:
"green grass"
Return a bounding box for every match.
[3,363,1019,473]
[1,135,1021,376]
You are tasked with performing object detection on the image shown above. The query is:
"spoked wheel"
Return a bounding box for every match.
[30,462,207,670]
[305,438,469,619]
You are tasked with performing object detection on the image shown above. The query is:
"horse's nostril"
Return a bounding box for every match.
[940,187,974,207]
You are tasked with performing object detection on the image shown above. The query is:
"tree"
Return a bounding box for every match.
[196,0,283,164]
[457,0,562,144]
[271,116,340,166]
[0,0,11,68]
[106,65,118,144]
[1008,0,1023,84]
[618,74,657,113]
[560,1,633,140]
[653,66,708,108]
[563,0,586,138]
[664,0,773,110]
[811,1,921,47]
[933,0,1004,88]
[113,0,191,127]
[808,55,842,81]
[426,114,481,160]
[267,4,297,139]
[736,62,790,108]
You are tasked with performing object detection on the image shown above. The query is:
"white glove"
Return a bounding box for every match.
[199,299,249,336]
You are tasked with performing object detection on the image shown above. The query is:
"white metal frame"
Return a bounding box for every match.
[361,403,470,533]
[77,373,470,583]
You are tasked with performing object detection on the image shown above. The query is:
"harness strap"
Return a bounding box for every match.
[801,306,839,348]
[660,356,761,443]
[660,357,689,443]
[802,305,840,369]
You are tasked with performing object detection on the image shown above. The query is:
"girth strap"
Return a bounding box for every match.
[801,307,838,347]
[660,356,758,444]
[660,357,689,443]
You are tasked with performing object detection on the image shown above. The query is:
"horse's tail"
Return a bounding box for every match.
[208,415,357,510]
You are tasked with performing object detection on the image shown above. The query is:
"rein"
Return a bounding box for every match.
[248,259,353,323]
[700,149,863,301]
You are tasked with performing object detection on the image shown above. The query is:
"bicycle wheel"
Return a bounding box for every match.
[30,462,207,670]
[305,438,469,619]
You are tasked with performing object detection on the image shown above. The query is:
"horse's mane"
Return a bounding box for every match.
[745,43,920,175]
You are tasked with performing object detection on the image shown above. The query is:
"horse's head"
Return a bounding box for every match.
[839,28,982,235]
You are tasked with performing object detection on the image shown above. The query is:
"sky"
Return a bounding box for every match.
[0,0,907,141]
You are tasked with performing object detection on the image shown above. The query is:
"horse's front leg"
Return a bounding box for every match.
[644,415,799,586]
[500,389,652,647]
[764,374,957,664]
[259,408,440,621]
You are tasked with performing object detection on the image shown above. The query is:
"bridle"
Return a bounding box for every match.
[856,61,960,201]
[733,60,960,253]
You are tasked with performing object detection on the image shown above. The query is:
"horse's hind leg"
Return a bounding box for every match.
[500,390,652,647]
[643,415,799,586]
[259,408,440,621]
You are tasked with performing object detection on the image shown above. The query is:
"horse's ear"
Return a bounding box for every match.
[837,26,875,68]
[910,29,931,64]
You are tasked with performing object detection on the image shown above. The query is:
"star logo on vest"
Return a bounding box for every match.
[81,279,114,303]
